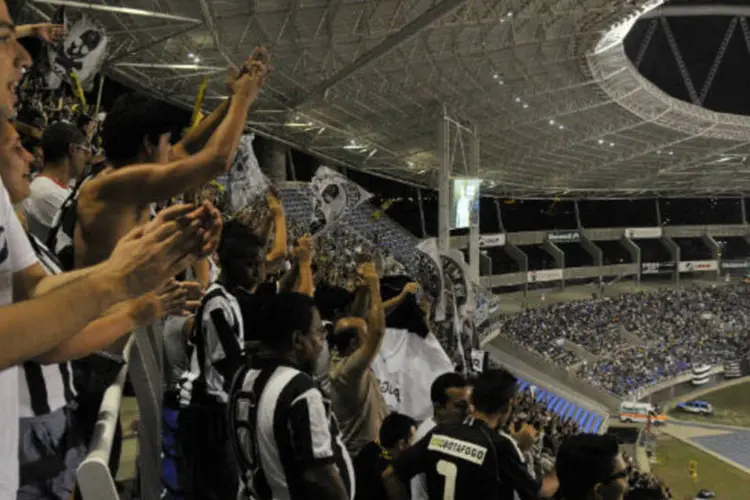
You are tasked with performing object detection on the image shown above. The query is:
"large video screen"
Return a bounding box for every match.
[451,177,481,229]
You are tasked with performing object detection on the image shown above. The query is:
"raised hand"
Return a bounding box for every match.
[403,282,420,295]
[267,191,284,216]
[293,234,314,264]
[357,261,379,286]
[232,46,271,101]
[103,204,206,299]
[33,24,67,44]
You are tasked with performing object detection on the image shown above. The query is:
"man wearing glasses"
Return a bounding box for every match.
[23,122,89,241]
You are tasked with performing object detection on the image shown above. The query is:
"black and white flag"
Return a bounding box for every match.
[309,166,372,235]
[470,349,489,374]
[414,238,445,321]
[226,134,268,215]
[45,16,109,91]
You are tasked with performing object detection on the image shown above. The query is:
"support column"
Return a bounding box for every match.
[467,123,480,282]
[620,234,641,285]
[702,232,721,280]
[504,243,529,295]
[494,198,506,232]
[574,200,583,228]
[437,105,451,251]
[655,199,662,226]
[262,141,287,184]
[661,236,681,285]
[741,197,747,225]
[417,187,427,238]
[542,239,565,289]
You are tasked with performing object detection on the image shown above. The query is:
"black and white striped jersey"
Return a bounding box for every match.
[229,363,355,500]
[186,283,244,404]
[19,233,77,417]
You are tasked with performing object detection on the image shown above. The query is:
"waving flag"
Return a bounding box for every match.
[309,166,372,235]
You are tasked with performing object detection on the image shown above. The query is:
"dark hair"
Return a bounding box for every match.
[470,368,517,415]
[257,292,317,350]
[556,434,620,499]
[101,93,182,163]
[41,122,86,163]
[379,412,417,449]
[327,323,358,353]
[218,220,265,266]
[430,372,468,406]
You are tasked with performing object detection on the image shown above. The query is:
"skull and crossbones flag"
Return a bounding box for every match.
[225,134,269,215]
[44,15,108,91]
[308,166,373,235]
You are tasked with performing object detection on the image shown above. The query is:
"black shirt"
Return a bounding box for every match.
[391,417,540,500]
[353,441,391,500]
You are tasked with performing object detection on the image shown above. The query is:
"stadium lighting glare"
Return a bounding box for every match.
[407,161,415,168]
[609,142,615,147]
[668,151,674,156]
[188,52,194,58]
[194,57,201,63]
[493,73,499,79]
[522,103,529,109]
[598,139,604,145]
[558,124,564,130]
[549,119,555,125]
[515,97,521,103]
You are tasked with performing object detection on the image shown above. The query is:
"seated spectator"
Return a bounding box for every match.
[354,412,417,500]
[555,434,629,500]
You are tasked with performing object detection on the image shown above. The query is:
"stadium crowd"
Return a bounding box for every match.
[502,285,750,396]
[0,3,684,500]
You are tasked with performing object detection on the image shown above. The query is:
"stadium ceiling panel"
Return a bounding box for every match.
[26,0,750,198]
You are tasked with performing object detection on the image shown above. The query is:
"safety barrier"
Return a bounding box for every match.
[75,323,166,500]
[76,338,133,500]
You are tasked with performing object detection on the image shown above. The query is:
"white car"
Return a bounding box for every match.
[676,400,714,415]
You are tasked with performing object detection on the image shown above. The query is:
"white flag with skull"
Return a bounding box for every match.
[226,134,269,215]
[414,238,446,321]
[309,166,372,235]
[45,16,108,91]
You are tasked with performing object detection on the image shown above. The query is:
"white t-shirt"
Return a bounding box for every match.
[23,175,71,242]
[410,416,437,500]
[0,181,39,497]
[371,329,454,421]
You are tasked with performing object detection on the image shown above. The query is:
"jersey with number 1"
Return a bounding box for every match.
[390,417,540,500]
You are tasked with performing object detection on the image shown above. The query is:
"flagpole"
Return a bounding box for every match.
[94,75,105,116]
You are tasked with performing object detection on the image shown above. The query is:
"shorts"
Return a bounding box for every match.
[18,405,88,500]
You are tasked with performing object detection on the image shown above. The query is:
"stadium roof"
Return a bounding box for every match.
[24,0,750,199]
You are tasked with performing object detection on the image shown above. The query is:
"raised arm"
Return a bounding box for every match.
[34,282,189,363]
[0,204,206,369]
[336,262,385,377]
[265,193,287,263]
[383,282,419,315]
[86,51,270,206]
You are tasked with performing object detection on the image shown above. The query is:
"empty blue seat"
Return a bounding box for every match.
[591,416,603,433]
[565,404,577,419]
[558,401,571,416]
[572,407,584,422]
[553,398,566,414]
[578,410,590,427]
[536,390,547,402]
[583,413,596,432]
[519,381,529,391]
[547,395,559,409]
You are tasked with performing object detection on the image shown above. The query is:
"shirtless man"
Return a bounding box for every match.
[68,48,270,270]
